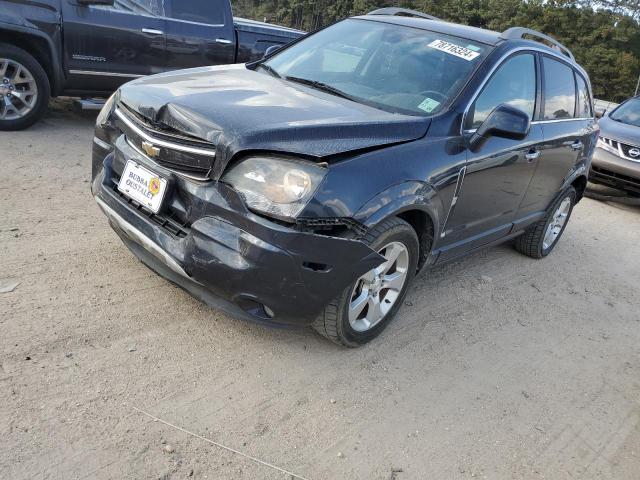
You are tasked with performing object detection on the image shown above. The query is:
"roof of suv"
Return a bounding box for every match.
[356,15,503,46]
[355,13,577,64]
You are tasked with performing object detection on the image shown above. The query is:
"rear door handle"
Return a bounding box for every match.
[571,141,583,151]
[525,149,541,162]
[215,38,232,44]
[142,28,164,35]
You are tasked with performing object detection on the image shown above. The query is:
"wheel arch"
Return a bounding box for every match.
[0,26,63,95]
[571,174,588,203]
[354,181,442,270]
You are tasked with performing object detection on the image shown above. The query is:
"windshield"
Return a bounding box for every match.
[262,19,489,116]
[610,97,640,127]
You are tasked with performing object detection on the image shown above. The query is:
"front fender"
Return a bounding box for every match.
[353,181,443,233]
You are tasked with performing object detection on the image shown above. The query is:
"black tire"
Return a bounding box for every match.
[0,43,50,131]
[514,186,576,259]
[312,217,419,347]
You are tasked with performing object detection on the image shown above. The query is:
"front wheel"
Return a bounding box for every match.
[0,44,50,131]
[312,217,419,347]
[514,186,576,258]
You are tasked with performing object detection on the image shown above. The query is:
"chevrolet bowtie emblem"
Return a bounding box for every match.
[141,141,160,158]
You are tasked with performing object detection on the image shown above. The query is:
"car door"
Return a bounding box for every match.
[439,52,543,260]
[520,56,596,214]
[164,0,237,71]
[62,0,167,92]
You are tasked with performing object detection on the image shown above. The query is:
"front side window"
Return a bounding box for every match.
[263,19,489,116]
[543,57,576,120]
[92,0,166,16]
[609,97,640,127]
[575,73,592,118]
[169,0,225,24]
[468,53,536,129]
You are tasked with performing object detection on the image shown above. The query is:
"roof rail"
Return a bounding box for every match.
[367,7,440,21]
[500,27,574,61]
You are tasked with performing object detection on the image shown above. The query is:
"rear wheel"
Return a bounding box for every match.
[514,187,576,258]
[0,44,50,131]
[312,217,419,347]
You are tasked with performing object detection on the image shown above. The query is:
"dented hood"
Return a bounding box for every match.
[118,64,430,176]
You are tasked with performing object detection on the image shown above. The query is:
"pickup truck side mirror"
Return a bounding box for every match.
[469,103,531,152]
[77,0,115,5]
[263,45,282,58]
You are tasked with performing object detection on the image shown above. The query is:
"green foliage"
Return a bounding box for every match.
[232,0,640,101]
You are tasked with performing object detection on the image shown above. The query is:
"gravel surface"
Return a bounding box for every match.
[1,100,640,479]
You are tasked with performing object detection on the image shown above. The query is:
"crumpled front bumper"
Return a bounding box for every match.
[91,137,383,326]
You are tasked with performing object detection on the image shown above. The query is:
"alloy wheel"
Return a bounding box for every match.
[0,58,39,121]
[543,197,571,250]
[348,241,410,332]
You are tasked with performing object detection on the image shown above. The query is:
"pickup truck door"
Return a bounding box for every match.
[164,0,237,70]
[61,0,166,92]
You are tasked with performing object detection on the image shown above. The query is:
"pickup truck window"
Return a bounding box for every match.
[94,0,166,17]
[263,19,488,116]
[168,0,225,25]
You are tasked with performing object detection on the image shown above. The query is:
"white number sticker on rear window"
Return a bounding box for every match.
[428,39,481,61]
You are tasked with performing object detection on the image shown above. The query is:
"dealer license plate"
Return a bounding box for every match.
[118,160,168,213]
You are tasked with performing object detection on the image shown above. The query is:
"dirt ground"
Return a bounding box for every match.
[1,100,640,480]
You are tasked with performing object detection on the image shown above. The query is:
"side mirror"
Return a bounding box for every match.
[595,108,606,119]
[263,45,282,58]
[77,0,115,5]
[469,103,531,152]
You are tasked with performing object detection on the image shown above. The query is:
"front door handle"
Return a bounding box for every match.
[525,149,541,162]
[215,38,232,44]
[141,28,164,35]
[571,140,583,151]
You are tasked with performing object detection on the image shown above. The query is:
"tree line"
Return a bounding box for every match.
[233,0,640,102]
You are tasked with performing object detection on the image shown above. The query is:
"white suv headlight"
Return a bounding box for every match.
[222,156,327,220]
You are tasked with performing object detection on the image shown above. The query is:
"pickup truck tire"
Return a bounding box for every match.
[312,217,419,347]
[0,44,50,131]
[514,186,576,259]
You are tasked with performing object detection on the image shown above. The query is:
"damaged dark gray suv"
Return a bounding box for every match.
[92,9,598,346]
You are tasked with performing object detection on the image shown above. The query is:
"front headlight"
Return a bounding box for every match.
[222,156,327,220]
[96,91,117,127]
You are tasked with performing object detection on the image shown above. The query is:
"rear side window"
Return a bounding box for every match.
[543,57,576,120]
[169,0,225,24]
[575,73,592,118]
[468,54,536,129]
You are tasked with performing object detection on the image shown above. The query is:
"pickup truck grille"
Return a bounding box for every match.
[114,103,216,180]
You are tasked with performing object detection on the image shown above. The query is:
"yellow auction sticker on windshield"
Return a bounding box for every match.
[428,39,481,61]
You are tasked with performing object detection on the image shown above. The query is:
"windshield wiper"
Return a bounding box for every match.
[257,63,281,78]
[284,76,354,101]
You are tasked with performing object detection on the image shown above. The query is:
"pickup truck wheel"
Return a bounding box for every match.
[0,44,50,131]
[514,186,576,259]
[312,217,419,347]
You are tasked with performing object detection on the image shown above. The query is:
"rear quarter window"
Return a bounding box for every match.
[575,73,592,118]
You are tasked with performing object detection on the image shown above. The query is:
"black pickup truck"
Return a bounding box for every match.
[0,0,304,130]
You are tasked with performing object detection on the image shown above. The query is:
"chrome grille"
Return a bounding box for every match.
[600,136,640,163]
[114,104,216,180]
